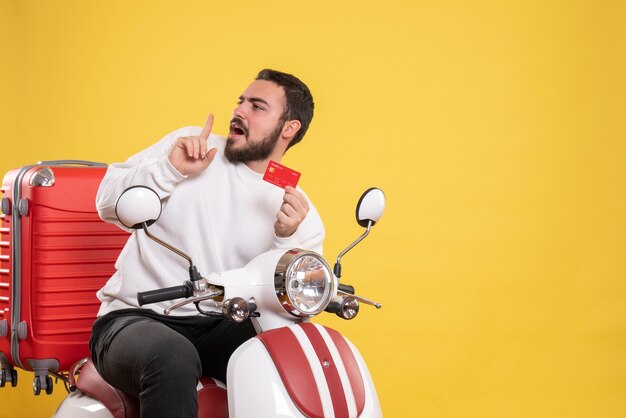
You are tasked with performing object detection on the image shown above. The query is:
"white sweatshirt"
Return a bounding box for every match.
[95,126,325,316]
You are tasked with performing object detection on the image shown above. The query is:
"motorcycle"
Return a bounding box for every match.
[53,185,386,418]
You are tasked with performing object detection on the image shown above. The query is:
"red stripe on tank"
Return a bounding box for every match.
[256,327,324,418]
[299,323,350,418]
[326,327,366,416]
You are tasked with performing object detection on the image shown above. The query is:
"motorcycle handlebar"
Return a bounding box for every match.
[338,283,355,295]
[137,282,193,306]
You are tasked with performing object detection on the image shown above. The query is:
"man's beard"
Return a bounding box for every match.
[224,120,284,164]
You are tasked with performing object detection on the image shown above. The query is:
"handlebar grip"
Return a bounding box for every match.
[338,283,355,295]
[325,301,341,314]
[137,283,193,306]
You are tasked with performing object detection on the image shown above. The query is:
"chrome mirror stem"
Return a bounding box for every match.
[333,220,372,278]
[142,222,194,267]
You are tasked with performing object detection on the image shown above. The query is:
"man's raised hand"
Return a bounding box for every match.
[168,114,218,175]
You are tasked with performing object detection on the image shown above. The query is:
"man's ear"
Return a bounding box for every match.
[281,120,302,141]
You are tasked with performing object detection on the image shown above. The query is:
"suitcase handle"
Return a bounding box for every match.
[37,160,107,167]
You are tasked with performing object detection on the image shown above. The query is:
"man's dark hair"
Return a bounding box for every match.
[256,69,314,150]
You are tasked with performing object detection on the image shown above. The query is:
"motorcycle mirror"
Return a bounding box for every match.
[115,186,162,230]
[334,187,386,278]
[115,185,200,279]
[356,188,386,228]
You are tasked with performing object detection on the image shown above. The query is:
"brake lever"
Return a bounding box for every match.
[163,290,223,315]
[337,290,382,309]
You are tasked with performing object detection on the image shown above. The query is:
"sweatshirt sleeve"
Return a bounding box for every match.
[96,126,202,227]
[273,228,324,255]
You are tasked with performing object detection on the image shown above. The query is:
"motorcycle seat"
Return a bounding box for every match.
[76,358,228,418]
[75,359,140,418]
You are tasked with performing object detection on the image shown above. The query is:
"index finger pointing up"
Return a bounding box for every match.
[199,114,214,140]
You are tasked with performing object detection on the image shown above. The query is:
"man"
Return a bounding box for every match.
[90,69,324,418]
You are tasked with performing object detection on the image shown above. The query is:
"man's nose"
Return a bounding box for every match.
[233,103,246,119]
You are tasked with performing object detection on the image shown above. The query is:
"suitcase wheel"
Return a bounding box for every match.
[33,376,41,395]
[0,368,17,388]
[45,375,53,395]
[32,374,53,395]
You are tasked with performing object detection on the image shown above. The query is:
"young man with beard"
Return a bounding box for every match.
[90,69,324,417]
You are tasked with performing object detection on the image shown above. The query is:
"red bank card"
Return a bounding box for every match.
[263,160,301,189]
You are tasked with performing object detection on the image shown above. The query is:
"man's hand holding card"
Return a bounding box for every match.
[263,161,309,238]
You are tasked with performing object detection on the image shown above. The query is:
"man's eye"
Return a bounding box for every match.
[253,104,263,110]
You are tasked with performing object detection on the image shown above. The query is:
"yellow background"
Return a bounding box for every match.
[1,0,625,417]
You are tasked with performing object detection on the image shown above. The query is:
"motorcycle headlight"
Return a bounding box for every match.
[275,249,335,317]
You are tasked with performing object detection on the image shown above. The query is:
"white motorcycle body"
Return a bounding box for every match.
[54,391,114,418]
[54,186,386,417]
[54,325,381,418]
[55,251,382,418]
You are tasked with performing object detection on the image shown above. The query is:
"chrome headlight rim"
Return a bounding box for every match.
[274,249,335,317]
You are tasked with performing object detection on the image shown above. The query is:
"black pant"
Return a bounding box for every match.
[89,308,256,418]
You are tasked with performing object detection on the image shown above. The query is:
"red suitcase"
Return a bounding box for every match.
[0,160,128,395]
